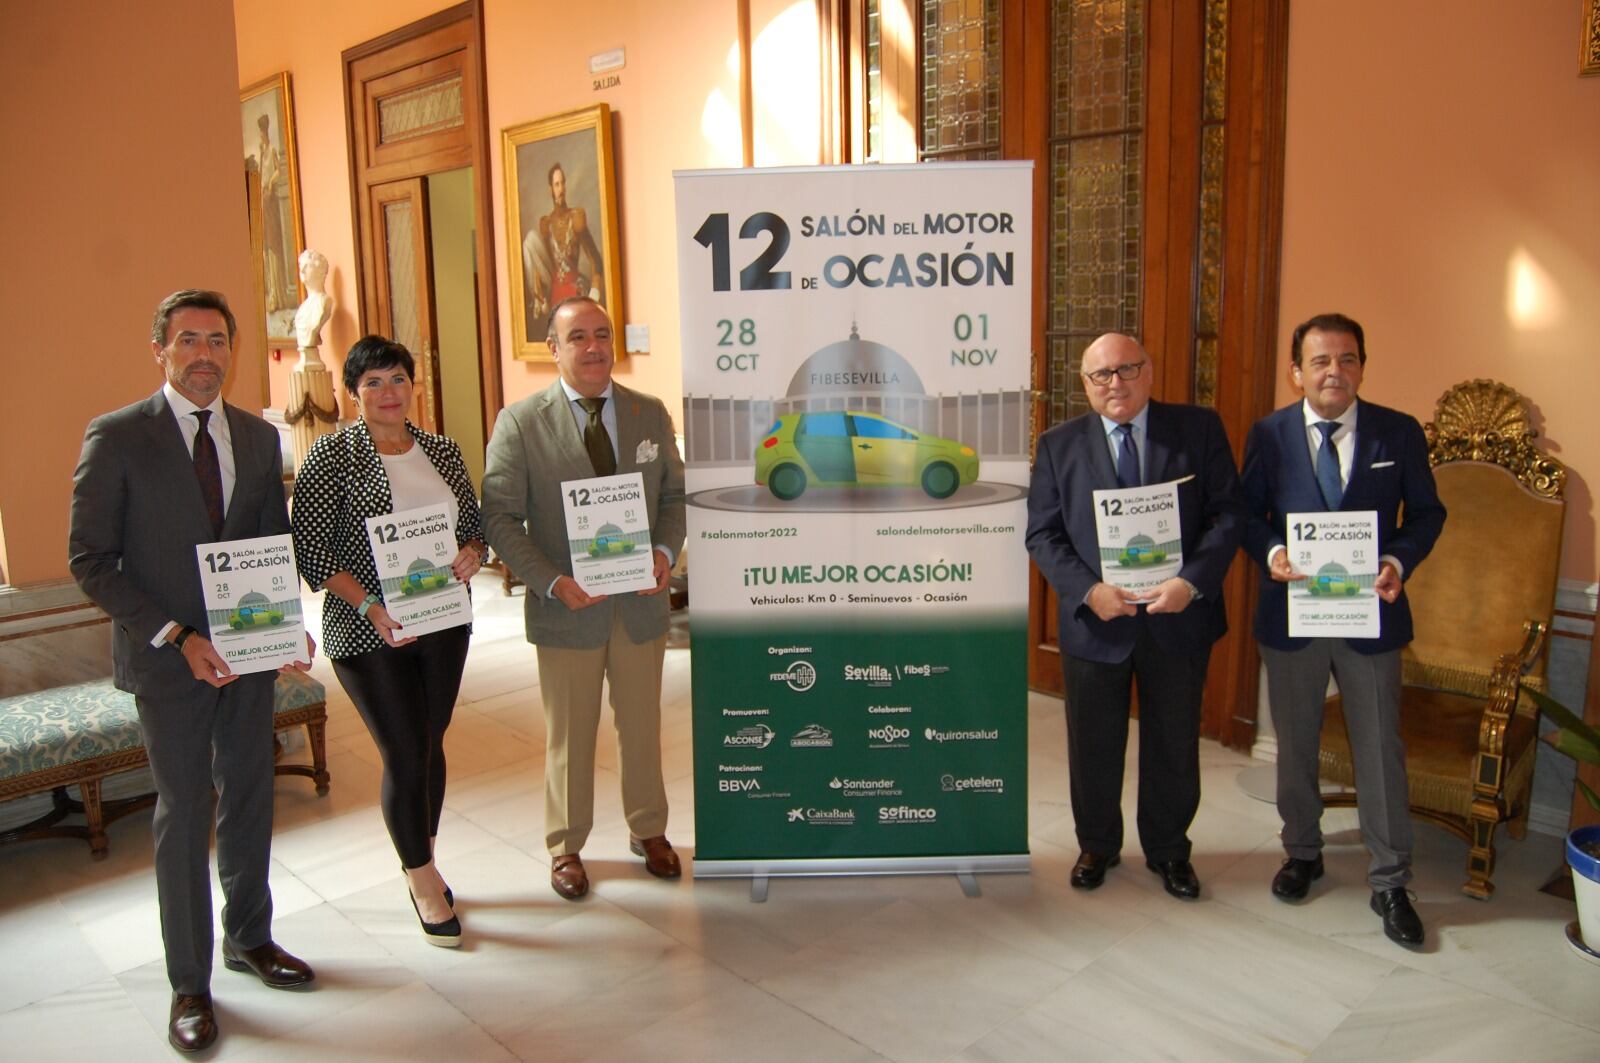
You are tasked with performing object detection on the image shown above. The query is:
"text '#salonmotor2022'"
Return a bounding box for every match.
[674,163,1033,866]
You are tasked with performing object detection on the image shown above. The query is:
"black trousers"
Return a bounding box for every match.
[1062,623,1210,863]
[332,626,470,868]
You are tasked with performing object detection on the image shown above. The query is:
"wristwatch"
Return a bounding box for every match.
[173,625,198,650]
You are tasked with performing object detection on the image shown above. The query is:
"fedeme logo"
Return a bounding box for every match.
[923,726,1000,743]
[878,805,937,824]
[940,773,1005,794]
[769,660,817,692]
[867,724,911,748]
[724,724,775,749]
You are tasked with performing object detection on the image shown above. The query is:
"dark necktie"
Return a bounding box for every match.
[193,409,225,538]
[578,396,616,477]
[1114,423,1140,489]
[1315,420,1343,510]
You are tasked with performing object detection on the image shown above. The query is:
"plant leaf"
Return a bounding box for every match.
[1579,778,1600,813]
[1525,687,1600,754]
[1543,728,1600,766]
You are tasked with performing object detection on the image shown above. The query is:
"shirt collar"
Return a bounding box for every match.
[1099,403,1150,439]
[559,378,614,404]
[163,382,224,421]
[1300,397,1358,432]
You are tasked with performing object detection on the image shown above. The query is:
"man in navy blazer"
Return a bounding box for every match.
[1240,312,1445,947]
[1027,333,1243,899]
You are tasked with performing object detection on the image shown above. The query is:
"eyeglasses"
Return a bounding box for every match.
[1082,361,1147,387]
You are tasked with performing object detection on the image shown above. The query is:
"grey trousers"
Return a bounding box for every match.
[136,675,277,995]
[1261,641,1413,890]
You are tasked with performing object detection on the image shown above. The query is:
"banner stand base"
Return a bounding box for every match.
[695,854,1029,903]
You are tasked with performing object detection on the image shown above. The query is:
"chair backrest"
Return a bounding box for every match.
[1402,380,1565,696]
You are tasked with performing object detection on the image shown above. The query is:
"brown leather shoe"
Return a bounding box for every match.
[168,992,217,1052]
[221,939,315,988]
[630,835,683,879]
[551,853,590,900]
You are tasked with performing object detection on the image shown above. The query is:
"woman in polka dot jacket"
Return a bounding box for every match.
[291,335,486,948]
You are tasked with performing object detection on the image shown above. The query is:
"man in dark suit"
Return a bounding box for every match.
[1240,312,1446,947]
[482,296,687,901]
[69,290,314,1052]
[1026,333,1243,899]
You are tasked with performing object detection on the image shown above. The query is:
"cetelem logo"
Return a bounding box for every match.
[844,664,894,685]
[867,724,911,748]
[878,805,937,823]
[787,807,856,825]
[769,660,817,692]
[940,773,1005,794]
[829,776,902,797]
[790,723,833,748]
[923,727,1000,743]
[724,724,775,749]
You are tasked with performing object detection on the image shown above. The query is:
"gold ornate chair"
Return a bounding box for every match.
[1318,380,1566,898]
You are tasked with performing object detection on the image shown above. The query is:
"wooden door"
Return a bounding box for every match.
[369,178,442,431]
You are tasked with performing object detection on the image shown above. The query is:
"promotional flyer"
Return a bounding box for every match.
[195,533,305,673]
[1286,509,1381,639]
[675,162,1033,872]
[366,504,471,639]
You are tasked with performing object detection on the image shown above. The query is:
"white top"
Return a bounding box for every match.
[380,444,459,532]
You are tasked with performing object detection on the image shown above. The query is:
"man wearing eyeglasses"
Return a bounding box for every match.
[1026,333,1243,900]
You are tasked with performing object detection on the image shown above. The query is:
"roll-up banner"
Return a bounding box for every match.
[674,163,1032,878]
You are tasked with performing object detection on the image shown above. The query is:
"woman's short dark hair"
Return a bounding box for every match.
[343,335,415,393]
[1290,312,1366,366]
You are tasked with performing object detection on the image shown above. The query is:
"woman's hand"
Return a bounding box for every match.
[450,543,484,583]
[367,603,417,647]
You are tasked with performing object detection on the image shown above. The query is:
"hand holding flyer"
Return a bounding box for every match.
[1285,510,1380,638]
[1091,481,1184,598]
[365,504,473,639]
[195,534,307,673]
[562,471,656,595]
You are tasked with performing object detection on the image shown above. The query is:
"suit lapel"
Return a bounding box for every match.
[536,382,590,469]
[1280,404,1320,498]
[611,383,640,474]
[1343,402,1380,505]
[1142,402,1174,484]
[145,391,218,539]
[1078,414,1120,491]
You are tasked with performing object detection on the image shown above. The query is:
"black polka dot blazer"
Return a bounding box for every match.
[291,419,483,658]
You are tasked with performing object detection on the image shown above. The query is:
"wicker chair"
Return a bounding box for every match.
[1318,380,1566,899]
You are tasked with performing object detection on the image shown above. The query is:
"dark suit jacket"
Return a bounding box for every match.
[481,380,686,650]
[1240,399,1446,654]
[1026,400,1244,664]
[69,390,289,699]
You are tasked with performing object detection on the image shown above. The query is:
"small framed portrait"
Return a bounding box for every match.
[240,72,306,348]
[502,104,624,362]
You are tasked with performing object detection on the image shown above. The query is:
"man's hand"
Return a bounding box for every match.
[1374,560,1402,603]
[181,634,239,687]
[553,574,607,611]
[278,633,316,674]
[637,550,672,597]
[1086,582,1141,622]
[1268,547,1307,583]
[367,604,418,648]
[1144,578,1195,614]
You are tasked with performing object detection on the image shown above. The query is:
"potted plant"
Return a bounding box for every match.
[1525,687,1600,959]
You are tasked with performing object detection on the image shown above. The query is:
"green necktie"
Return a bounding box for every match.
[578,396,616,477]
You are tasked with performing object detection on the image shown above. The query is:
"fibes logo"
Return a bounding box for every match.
[878,805,937,823]
[769,660,817,692]
[723,725,775,749]
[902,663,950,677]
[718,778,762,793]
[867,724,911,747]
[844,664,894,685]
[923,727,999,743]
[940,773,1005,794]
[787,807,855,825]
[790,723,833,748]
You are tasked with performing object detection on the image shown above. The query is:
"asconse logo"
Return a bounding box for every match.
[723,725,775,749]
[878,805,937,823]
[769,660,817,691]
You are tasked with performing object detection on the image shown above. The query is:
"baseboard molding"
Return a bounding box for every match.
[0,578,91,621]
[1528,802,1571,839]
[1250,735,1278,763]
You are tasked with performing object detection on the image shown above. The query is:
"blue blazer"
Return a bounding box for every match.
[1240,399,1446,654]
[1026,400,1244,664]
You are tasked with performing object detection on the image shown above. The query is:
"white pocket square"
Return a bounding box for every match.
[1171,474,1196,485]
[1370,460,1395,469]
[636,439,659,463]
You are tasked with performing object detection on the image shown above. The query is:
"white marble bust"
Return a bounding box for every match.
[293,249,334,352]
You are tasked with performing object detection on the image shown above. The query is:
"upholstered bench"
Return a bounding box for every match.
[0,671,329,859]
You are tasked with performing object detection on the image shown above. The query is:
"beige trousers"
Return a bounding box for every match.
[535,609,669,855]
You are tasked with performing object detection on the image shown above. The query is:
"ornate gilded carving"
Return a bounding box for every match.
[1424,380,1566,498]
[1583,0,1600,77]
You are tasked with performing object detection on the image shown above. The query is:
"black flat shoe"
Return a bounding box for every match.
[1146,859,1201,900]
[1070,852,1120,890]
[1370,887,1424,947]
[409,888,462,948]
[1271,855,1325,901]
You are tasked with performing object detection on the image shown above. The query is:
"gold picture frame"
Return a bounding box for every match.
[502,104,624,362]
[240,72,306,348]
[1584,0,1600,76]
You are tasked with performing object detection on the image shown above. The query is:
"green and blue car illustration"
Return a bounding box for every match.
[1117,534,1168,567]
[1306,561,1362,596]
[755,410,979,501]
[399,558,452,595]
[588,523,637,557]
[228,591,284,629]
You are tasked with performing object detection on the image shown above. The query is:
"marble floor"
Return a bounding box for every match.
[2,577,1597,1061]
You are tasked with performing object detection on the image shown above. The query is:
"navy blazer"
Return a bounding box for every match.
[1026,400,1244,664]
[1240,399,1446,654]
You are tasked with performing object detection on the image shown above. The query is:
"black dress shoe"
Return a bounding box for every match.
[168,992,217,1052]
[1146,859,1201,900]
[1271,855,1325,901]
[1371,887,1424,947]
[1070,852,1119,890]
[221,939,316,988]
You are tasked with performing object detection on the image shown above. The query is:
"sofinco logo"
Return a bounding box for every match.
[940,773,1005,794]
[723,725,775,749]
[923,726,999,743]
[878,805,937,823]
[786,807,856,825]
[791,723,833,748]
[844,664,894,686]
[769,659,817,692]
[867,724,911,748]
[829,776,902,797]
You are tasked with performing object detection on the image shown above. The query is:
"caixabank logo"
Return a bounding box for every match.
[878,805,937,824]
[786,807,856,825]
[790,723,833,748]
[723,724,775,749]
[769,659,817,691]
[940,773,1005,794]
[923,726,999,743]
[828,775,902,797]
[867,723,911,749]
